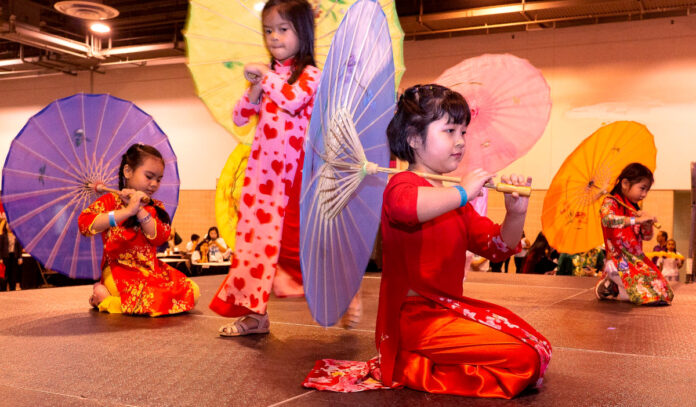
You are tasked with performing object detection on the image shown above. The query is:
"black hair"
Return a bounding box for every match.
[657,231,668,241]
[387,84,471,164]
[609,162,654,198]
[191,234,200,241]
[117,143,170,228]
[262,0,316,84]
[207,226,219,240]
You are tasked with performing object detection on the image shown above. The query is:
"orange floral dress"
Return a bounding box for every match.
[600,193,673,304]
[78,193,198,316]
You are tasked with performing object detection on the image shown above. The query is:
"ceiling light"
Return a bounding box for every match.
[89,22,111,34]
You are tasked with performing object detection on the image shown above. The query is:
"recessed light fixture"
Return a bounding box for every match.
[54,1,120,20]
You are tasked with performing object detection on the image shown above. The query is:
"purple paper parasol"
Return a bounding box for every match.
[300,0,395,326]
[1,93,179,280]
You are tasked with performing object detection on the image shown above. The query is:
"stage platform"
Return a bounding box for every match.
[1,272,694,406]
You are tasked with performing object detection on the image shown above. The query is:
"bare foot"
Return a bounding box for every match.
[89,282,110,308]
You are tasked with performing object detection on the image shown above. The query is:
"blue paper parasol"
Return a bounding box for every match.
[300,0,396,326]
[1,93,180,280]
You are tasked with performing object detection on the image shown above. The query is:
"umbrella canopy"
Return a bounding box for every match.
[541,121,656,254]
[300,0,395,326]
[215,143,251,250]
[184,0,404,146]
[435,53,551,175]
[1,93,180,279]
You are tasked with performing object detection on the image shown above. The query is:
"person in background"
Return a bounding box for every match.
[521,232,558,274]
[186,234,200,254]
[0,217,23,291]
[204,226,231,261]
[656,238,683,282]
[513,231,530,273]
[651,230,668,264]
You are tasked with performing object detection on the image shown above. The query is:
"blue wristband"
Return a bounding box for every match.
[454,185,468,207]
[108,211,117,227]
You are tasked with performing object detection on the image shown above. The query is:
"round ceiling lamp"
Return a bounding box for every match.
[54,1,119,20]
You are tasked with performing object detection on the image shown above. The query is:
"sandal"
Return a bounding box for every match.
[218,313,270,337]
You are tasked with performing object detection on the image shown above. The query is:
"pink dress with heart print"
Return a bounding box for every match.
[209,59,320,317]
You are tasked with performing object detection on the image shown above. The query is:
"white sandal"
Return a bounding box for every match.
[218,313,270,337]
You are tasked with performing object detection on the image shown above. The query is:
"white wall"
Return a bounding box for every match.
[1,14,696,190]
[0,64,236,190]
[402,15,696,190]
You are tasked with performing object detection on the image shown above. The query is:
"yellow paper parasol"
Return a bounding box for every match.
[215,144,251,250]
[184,0,405,146]
[542,121,657,254]
[645,251,684,260]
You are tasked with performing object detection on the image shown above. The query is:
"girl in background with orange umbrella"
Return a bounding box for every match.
[210,0,320,336]
[595,163,674,304]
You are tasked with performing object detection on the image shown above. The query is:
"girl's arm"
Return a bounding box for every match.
[260,66,320,114]
[140,204,171,246]
[78,190,144,236]
[415,168,491,223]
[233,90,262,127]
[232,63,267,126]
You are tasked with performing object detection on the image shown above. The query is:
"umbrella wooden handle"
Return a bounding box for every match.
[376,167,532,197]
[89,183,150,203]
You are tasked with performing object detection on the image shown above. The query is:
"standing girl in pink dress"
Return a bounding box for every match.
[210,0,320,336]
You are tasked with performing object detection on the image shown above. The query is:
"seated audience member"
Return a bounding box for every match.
[205,226,232,261]
[186,234,200,254]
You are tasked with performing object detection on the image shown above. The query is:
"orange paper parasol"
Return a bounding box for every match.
[542,121,656,254]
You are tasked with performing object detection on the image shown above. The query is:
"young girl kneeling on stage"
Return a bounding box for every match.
[78,144,199,316]
[595,162,673,304]
[376,84,551,398]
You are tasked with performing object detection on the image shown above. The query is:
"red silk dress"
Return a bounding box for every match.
[304,173,552,397]
[78,193,198,316]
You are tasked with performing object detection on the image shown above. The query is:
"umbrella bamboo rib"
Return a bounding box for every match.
[28,121,84,177]
[96,104,134,173]
[10,189,75,228]
[2,167,81,186]
[56,101,88,175]
[103,119,155,170]
[352,69,394,128]
[184,33,265,48]
[44,206,78,270]
[1,186,78,203]
[91,95,109,169]
[338,3,374,110]
[355,101,394,140]
[69,222,82,278]
[329,24,349,119]
[189,0,261,37]
[23,193,80,252]
[80,96,91,173]
[345,11,384,110]
[188,54,270,67]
